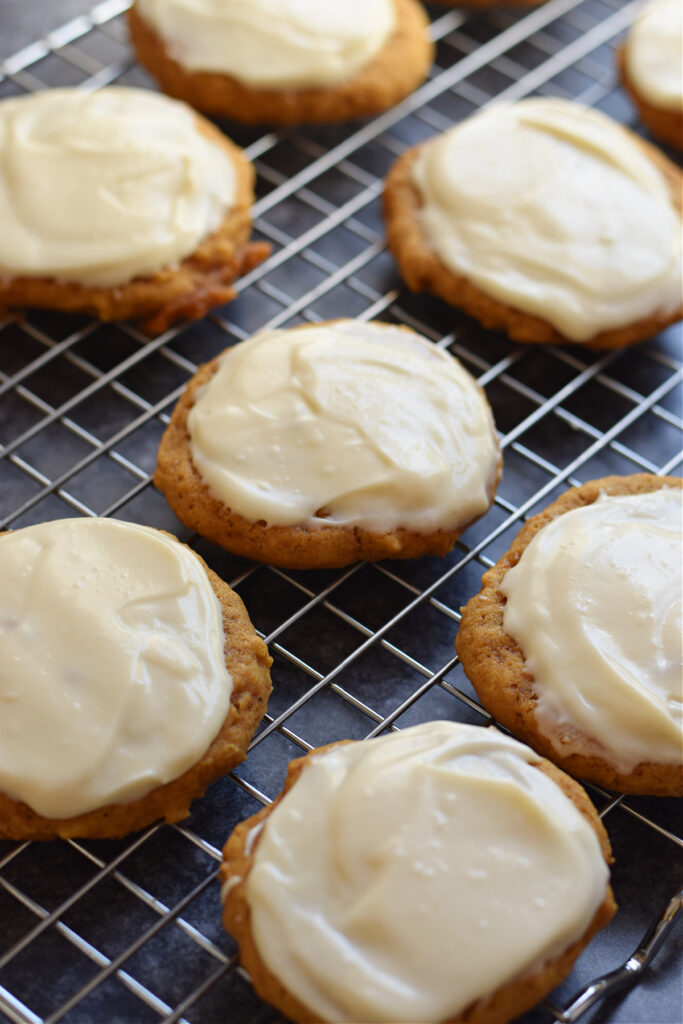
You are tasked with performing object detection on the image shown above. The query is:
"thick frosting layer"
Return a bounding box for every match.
[136,0,396,88]
[0,88,236,287]
[0,518,232,819]
[411,98,682,341]
[187,320,499,532]
[625,0,683,110]
[500,488,683,772]
[240,721,608,1023]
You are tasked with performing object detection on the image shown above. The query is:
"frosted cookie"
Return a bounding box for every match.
[0,518,272,840]
[619,0,683,149]
[456,475,683,797]
[154,319,502,569]
[221,721,616,1024]
[384,98,682,348]
[128,0,433,125]
[0,88,268,335]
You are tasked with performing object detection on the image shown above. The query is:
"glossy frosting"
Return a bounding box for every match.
[0,87,235,287]
[501,488,683,772]
[625,0,683,110]
[187,320,500,532]
[136,0,396,88]
[0,518,232,819]
[240,721,609,1023]
[411,98,682,341]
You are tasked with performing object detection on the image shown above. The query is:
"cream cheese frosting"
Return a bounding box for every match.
[625,0,683,111]
[135,0,397,89]
[187,320,500,533]
[239,721,609,1023]
[0,87,236,288]
[0,518,233,819]
[500,488,683,773]
[411,98,682,341]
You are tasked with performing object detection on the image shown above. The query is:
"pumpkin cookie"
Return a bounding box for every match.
[456,474,683,796]
[619,0,683,150]
[0,517,272,840]
[0,87,268,336]
[383,98,682,348]
[154,319,502,569]
[128,0,433,124]
[221,721,616,1024]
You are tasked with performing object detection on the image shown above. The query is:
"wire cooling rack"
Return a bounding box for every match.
[0,1,682,1022]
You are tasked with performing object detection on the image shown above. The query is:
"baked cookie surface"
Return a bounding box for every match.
[383,98,682,348]
[129,0,433,124]
[619,0,683,149]
[154,319,502,569]
[0,87,268,335]
[221,721,616,1024]
[456,474,683,796]
[0,518,272,840]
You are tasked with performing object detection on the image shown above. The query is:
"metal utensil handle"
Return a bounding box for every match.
[557,885,683,1022]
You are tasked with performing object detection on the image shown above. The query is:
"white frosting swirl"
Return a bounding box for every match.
[187,320,500,533]
[625,0,683,111]
[500,488,683,773]
[411,98,682,341]
[242,721,609,1023]
[0,88,236,287]
[136,0,397,88]
[0,518,233,819]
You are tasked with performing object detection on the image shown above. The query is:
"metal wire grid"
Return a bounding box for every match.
[0,1,681,1021]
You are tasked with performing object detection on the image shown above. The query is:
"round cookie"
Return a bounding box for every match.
[456,474,683,797]
[221,722,616,1024]
[128,0,433,125]
[0,518,272,841]
[383,98,682,348]
[0,88,268,336]
[619,0,683,150]
[154,319,502,569]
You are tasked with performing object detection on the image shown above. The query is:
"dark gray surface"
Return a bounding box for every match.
[0,1,682,1024]
[0,1,97,59]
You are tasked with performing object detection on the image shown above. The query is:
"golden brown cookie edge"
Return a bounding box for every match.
[618,45,683,151]
[455,473,683,796]
[382,133,683,349]
[0,532,273,841]
[128,0,434,125]
[220,735,616,1024]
